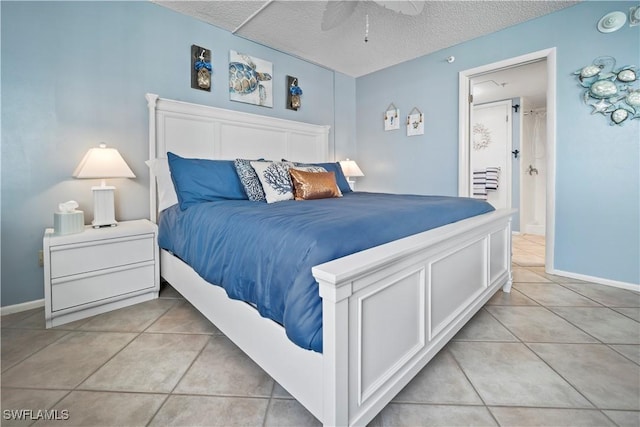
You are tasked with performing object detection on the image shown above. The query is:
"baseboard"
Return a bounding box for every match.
[549,268,639,292]
[0,299,45,316]
[524,224,545,235]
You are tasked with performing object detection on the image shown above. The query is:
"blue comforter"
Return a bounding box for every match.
[158,192,494,352]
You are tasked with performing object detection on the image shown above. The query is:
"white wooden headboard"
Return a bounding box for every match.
[146,93,331,221]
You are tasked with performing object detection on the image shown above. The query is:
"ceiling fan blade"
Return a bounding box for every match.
[373,0,424,15]
[321,1,358,31]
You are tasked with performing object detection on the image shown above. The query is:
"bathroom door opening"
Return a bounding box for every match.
[458,48,557,271]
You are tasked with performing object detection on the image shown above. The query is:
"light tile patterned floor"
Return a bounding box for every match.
[2,242,639,426]
[512,233,546,267]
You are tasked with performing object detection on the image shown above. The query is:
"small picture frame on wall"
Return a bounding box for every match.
[191,45,212,92]
[406,107,424,136]
[384,103,400,131]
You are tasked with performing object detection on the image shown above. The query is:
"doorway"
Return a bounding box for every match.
[458,48,556,271]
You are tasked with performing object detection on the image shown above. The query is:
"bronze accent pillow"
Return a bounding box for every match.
[289,169,341,200]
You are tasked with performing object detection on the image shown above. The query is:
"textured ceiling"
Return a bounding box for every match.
[154,0,578,77]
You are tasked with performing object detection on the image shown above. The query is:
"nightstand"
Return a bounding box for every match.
[43,219,159,328]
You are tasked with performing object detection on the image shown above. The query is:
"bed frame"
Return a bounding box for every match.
[146,93,513,426]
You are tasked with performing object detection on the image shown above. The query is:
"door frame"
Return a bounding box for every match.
[458,48,556,271]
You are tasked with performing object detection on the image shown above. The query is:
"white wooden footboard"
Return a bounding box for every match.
[313,208,513,426]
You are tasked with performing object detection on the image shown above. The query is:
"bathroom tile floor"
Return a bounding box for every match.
[2,238,639,426]
[512,233,545,267]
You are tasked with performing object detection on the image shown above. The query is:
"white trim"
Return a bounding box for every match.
[549,268,640,292]
[458,47,557,273]
[544,49,557,272]
[0,299,45,316]
[517,96,524,233]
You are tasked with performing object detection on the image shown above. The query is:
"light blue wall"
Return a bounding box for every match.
[355,1,639,285]
[334,73,358,159]
[1,1,355,306]
[2,2,638,307]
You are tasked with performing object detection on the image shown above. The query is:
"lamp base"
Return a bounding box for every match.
[91,186,118,228]
[347,178,356,191]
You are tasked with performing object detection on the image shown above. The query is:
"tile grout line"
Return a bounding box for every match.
[145,333,212,427]
[70,299,180,393]
[261,378,279,427]
[63,300,180,425]
[443,346,502,426]
[519,272,640,412]
[482,293,604,412]
[512,282,610,412]
[1,328,72,375]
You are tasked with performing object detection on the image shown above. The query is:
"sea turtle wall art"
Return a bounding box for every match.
[229,50,273,107]
[574,56,639,126]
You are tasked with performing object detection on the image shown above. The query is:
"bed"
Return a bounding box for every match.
[146,93,514,426]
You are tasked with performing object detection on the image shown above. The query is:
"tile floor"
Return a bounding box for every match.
[512,233,545,267]
[1,238,639,427]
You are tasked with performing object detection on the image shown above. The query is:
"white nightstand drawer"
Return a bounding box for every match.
[51,263,155,311]
[50,234,154,279]
[44,219,159,328]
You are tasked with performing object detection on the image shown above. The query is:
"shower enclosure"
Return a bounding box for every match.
[521,108,547,235]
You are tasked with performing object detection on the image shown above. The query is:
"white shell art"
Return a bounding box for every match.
[597,11,627,33]
[574,56,640,125]
[589,80,618,98]
[580,65,602,79]
[617,69,637,82]
[473,123,492,150]
[625,90,640,107]
[611,108,629,124]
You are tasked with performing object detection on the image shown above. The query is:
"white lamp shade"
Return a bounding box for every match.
[339,159,364,177]
[73,143,134,227]
[73,143,135,179]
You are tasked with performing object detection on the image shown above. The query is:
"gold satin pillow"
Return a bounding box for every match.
[290,169,341,200]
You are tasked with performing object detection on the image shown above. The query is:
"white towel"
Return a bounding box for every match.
[485,167,500,190]
[472,167,500,199]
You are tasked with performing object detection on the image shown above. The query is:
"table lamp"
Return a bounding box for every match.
[338,158,364,190]
[73,143,135,227]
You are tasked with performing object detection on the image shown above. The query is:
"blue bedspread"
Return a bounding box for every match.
[158,192,494,352]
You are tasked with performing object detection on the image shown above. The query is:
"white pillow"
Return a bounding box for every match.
[145,158,178,211]
[250,161,295,203]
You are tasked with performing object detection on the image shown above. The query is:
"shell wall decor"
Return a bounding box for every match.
[574,56,640,125]
[473,123,492,150]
